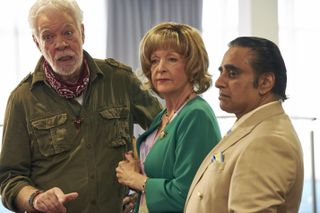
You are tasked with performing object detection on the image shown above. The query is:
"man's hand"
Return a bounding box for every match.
[122,192,138,213]
[33,187,78,213]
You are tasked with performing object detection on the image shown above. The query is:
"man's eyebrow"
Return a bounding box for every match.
[219,64,241,72]
[39,29,52,36]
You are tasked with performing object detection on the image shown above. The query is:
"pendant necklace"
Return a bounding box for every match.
[159,91,196,139]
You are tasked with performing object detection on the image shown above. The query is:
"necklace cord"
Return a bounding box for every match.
[158,91,196,138]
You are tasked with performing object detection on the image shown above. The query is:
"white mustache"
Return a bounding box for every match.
[55,51,75,60]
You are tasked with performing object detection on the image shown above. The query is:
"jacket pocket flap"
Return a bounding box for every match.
[110,138,128,147]
[99,107,129,119]
[31,114,67,130]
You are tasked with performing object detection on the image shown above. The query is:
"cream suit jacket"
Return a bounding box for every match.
[184,102,304,213]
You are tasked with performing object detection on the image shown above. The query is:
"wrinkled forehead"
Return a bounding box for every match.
[39,6,77,22]
[36,8,79,34]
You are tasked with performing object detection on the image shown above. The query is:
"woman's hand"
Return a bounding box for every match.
[116,151,147,191]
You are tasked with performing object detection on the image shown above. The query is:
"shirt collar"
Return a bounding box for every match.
[230,101,280,132]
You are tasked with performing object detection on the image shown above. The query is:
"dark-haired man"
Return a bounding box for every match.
[184,36,303,213]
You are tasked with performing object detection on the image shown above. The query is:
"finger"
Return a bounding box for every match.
[124,152,134,161]
[40,199,63,213]
[125,150,133,156]
[123,202,135,213]
[117,160,126,168]
[115,168,122,177]
[52,201,67,213]
[34,199,49,212]
[64,192,79,203]
[117,177,124,184]
[131,192,138,200]
[52,187,65,198]
[115,166,122,172]
[122,196,131,205]
[48,195,66,213]
[51,188,68,213]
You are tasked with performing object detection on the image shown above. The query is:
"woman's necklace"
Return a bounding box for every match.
[159,113,174,139]
[158,91,196,139]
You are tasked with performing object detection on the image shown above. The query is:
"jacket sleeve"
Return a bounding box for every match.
[144,108,221,212]
[126,71,162,130]
[0,92,33,211]
[104,58,162,130]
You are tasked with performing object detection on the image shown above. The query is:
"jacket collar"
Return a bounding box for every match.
[30,50,103,89]
[213,101,284,154]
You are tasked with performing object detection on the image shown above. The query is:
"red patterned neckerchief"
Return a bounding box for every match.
[43,58,90,99]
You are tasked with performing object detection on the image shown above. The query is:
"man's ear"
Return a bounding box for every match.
[81,24,85,43]
[32,35,41,51]
[258,72,275,96]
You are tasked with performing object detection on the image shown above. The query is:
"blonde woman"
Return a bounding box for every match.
[116,22,221,213]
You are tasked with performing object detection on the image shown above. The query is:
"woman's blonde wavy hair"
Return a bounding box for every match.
[139,22,211,94]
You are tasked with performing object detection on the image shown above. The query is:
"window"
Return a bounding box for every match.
[279,0,320,212]
[202,0,239,123]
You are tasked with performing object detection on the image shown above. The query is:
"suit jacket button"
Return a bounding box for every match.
[197,191,203,199]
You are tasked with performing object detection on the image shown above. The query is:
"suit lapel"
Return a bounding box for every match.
[186,125,253,201]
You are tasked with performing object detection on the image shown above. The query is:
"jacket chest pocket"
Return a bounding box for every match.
[31,113,71,157]
[99,106,130,148]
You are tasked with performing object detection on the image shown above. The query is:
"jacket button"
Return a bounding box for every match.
[197,191,203,199]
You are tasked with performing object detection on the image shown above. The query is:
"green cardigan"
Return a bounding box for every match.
[136,96,221,213]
